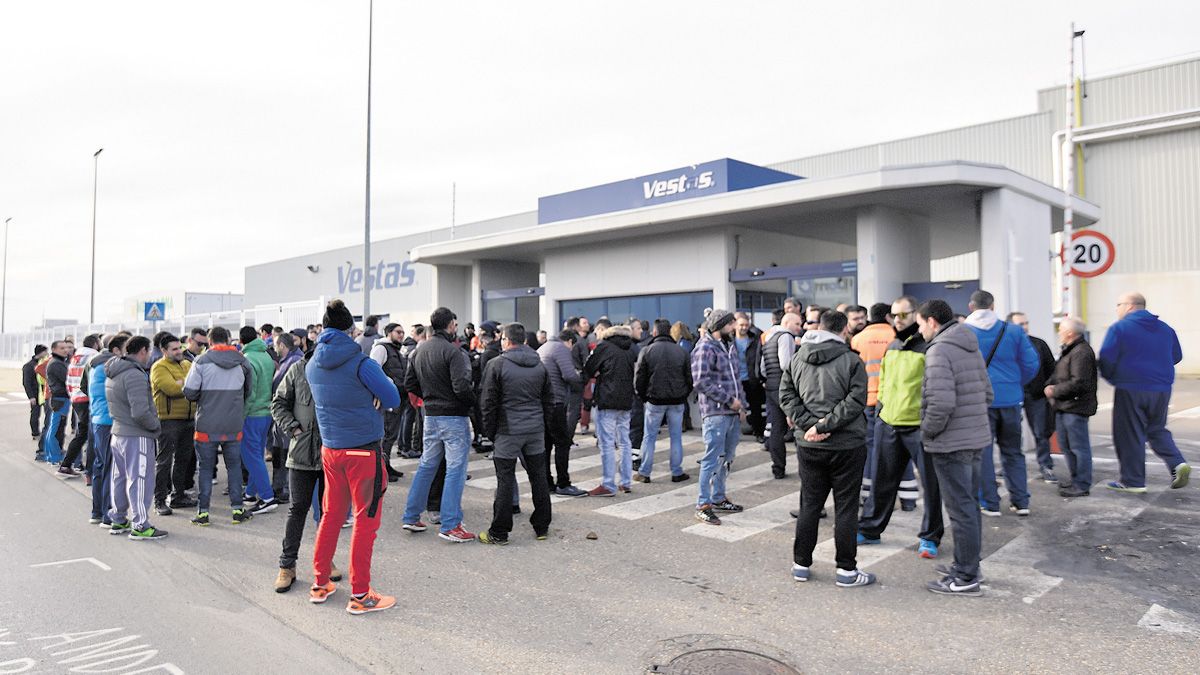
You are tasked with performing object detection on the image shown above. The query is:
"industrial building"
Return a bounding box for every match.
[245,56,1199,372]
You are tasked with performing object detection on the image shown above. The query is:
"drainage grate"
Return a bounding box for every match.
[644,635,802,675]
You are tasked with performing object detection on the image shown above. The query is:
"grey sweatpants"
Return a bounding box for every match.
[109,435,157,530]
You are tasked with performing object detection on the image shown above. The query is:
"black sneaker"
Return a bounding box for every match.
[1058,486,1090,498]
[154,502,173,516]
[934,564,987,584]
[694,507,721,525]
[250,498,279,515]
[232,509,253,524]
[671,473,690,483]
[711,499,743,513]
[631,458,641,472]
[169,496,198,509]
[927,574,982,597]
[511,505,521,515]
[191,512,210,526]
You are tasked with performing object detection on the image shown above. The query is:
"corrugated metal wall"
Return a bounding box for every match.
[1038,58,1200,127]
[1082,126,1200,274]
[768,113,1055,183]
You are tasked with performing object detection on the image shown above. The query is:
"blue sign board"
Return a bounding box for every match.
[143,302,166,322]
[537,158,801,224]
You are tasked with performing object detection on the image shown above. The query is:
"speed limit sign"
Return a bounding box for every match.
[1063,230,1115,278]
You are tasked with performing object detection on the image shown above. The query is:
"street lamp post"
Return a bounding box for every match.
[90,147,103,325]
[362,0,374,319]
[2,217,10,333]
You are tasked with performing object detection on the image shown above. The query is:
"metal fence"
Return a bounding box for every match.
[0,299,325,366]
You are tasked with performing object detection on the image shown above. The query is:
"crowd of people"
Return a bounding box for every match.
[18,289,1187,611]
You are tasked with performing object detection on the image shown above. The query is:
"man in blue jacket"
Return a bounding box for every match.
[964,290,1038,517]
[306,299,401,615]
[1099,292,1189,492]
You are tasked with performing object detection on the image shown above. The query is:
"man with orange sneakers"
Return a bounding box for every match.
[306,299,401,614]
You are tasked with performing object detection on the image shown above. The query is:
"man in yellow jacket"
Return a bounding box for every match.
[150,334,197,516]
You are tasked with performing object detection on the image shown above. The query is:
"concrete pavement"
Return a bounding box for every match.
[2,380,1198,673]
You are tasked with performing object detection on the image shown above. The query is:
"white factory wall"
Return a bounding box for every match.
[541,228,730,328]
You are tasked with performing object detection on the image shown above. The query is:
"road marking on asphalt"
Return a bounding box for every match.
[979,534,1063,604]
[29,557,111,571]
[519,450,710,503]
[682,492,798,542]
[1095,402,1114,413]
[595,456,776,520]
[1137,603,1200,637]
[1168,405,1200,420]
[812,501,923,569]
[470,453,606,490]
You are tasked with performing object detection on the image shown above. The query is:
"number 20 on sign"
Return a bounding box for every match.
[1061,230,1115,278]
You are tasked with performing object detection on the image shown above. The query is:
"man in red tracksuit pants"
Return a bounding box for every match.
[305,300,402,615]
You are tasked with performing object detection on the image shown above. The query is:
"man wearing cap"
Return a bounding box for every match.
[690,309,746,525]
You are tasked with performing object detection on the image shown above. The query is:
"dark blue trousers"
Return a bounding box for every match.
[1112,388,1185,488]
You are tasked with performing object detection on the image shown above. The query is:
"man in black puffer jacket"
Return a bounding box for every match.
[633,319,693,483]
[583,324,636,497]
[478,323,554,545]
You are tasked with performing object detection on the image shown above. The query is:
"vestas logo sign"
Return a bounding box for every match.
[537,159,799,225]
[338,260,416,294]
[642,171,715,200]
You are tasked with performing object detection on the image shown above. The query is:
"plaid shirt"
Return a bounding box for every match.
[690,334,746,418]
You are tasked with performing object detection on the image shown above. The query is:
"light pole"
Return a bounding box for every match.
[90,147,103,324]
[2,217,9,333]
[362,0,374,318]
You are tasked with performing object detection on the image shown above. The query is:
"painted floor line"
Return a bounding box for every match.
[682,492,799,542]
[1137,603,1200,637]
[524,450,711,503]
[594,459,779,520]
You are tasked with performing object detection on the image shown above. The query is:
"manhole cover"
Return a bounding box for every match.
[656,648,800,674]
[644,634,802,675]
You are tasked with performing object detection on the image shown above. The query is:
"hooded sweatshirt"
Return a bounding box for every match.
[306,328,400,449]
[964,309,1038,408]
[184,345,254,442]
[480,344,554,440]
[920,321,994,453]
[105,356,161,439]
[779,330,867,450]
[583,325,637,410]
[240,338,276,418]
[1098,309,1182,392]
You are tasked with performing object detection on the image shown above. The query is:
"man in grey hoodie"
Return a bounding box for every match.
[780,311,874,588]
[917,299,994,596]
[183,326,256,526]
[105,336,167,541]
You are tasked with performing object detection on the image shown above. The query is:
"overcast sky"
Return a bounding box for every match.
[2,0,1197,329]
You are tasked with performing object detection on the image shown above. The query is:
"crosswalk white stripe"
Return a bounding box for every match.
[470,453,606,491]
[595,457,777,520]
[523,449,710,503]
[812,503,923,568]
[682,492,798,542]
[1168,405,1200,419]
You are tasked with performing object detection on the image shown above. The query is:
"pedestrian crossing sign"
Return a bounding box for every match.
[143,302,166,322]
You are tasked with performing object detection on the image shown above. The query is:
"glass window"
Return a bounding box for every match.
[484,298,516,324]
[560,291,713,331]
[788,275,856,310]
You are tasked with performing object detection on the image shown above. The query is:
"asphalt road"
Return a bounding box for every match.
[1,379,1198,674]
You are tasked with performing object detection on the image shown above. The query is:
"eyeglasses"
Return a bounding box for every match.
[893,312,911,320]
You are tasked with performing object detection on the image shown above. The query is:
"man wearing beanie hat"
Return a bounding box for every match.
[690,309,746,525]
[306,299,402,614]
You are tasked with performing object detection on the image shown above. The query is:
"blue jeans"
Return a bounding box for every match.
[404,415,471,532]
[698,415,739,508]
[1056,412,1093,491]
[90,423,113,521]
[44,399,68,463]
[979,406,1030,510]
[1024,398,1054,470]
[595,408,632,492]
[1112,388,1186,488]
[195,440,245,513]
[639,403,684,479]
[241,416,275,501]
